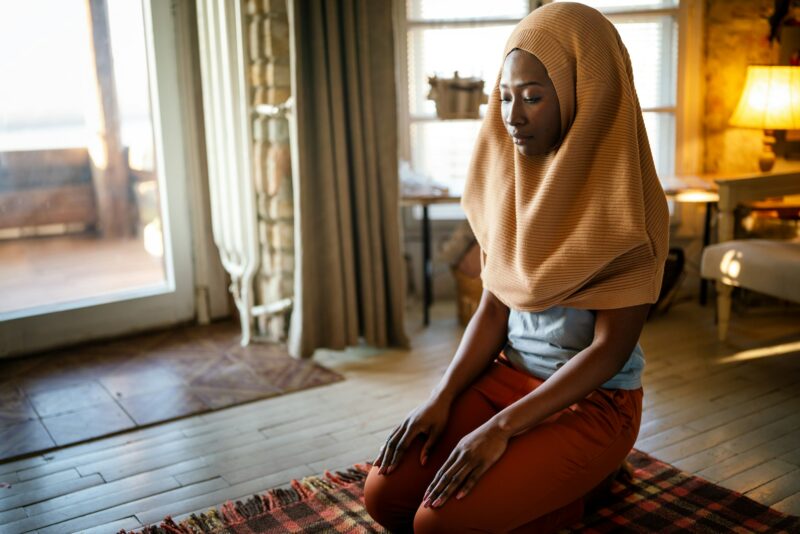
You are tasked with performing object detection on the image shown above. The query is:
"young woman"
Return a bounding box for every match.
[365,3,670,533]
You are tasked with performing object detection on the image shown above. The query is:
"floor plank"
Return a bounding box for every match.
[717,459,799,495]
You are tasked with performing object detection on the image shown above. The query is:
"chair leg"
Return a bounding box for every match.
[716,281,733,341]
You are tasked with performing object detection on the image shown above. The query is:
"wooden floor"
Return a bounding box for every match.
[0,297,799,533]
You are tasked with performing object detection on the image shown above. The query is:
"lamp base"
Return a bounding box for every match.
[759,152,776,172]
[759,129,776,172]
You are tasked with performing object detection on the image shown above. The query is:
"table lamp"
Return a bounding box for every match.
[729,65,800,172]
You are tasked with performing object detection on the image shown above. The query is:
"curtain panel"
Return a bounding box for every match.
[288,0,409,358]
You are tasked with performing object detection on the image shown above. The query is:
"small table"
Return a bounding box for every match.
[713,168,800,243]
[400,193,462,326]
[662,176,720,306]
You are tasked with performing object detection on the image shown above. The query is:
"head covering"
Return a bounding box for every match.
[462,1,670,311]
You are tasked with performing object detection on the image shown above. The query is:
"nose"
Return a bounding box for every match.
[505,98,527,128]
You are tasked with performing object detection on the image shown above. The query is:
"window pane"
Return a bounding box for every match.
[614,16,677,108]
[407,25,514,116]
[407,0,529,21]
[643,111,675,178]
[0,0,168,316]
[0,2,92,149]
[410,120,483,195]
[554,0,677,9]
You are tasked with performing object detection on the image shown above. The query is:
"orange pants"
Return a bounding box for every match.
[364,357,643,533]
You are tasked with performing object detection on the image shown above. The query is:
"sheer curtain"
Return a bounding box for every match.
[288,0,409,358]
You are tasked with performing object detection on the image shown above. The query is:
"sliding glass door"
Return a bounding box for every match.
[0,0,196,356]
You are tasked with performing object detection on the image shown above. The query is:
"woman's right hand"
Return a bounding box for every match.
[373,396,451,474]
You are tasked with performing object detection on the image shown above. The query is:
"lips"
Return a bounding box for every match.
[511,135,532,145]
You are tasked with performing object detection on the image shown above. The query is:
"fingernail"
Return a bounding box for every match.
[456,491,465,499]
[421,456,427,466]
[386,465,394,474]
[432,498,442,507]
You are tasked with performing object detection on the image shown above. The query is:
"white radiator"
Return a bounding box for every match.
[195,0,291,345]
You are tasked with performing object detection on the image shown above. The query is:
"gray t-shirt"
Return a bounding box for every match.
[503,306,644,390]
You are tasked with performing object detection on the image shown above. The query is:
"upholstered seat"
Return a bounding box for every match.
[701,238,800,340]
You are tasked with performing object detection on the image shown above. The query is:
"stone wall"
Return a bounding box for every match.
[704,0,778,173]
[246,0,294,340]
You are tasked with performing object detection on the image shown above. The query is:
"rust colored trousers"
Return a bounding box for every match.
[364,356,643,533]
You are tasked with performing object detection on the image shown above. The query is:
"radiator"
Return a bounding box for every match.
[195,0,291,346]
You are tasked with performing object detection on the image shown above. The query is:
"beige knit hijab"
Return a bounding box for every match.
[462,2,670,312]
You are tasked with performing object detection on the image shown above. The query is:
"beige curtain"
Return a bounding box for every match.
[288,0,409,358]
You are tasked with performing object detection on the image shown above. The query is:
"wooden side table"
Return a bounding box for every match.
[662,176,720,306]
[400,193,462,326]
[712,167,800,340]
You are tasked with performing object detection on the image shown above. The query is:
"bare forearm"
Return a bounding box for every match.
[430,291,509,405]
[488,342,631,437]
[488,304,649,438]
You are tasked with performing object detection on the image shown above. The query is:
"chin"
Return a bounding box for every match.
[516,145,541,157]
[516,141,556,157]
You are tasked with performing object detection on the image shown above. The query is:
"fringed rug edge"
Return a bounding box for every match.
[122,463,373,534]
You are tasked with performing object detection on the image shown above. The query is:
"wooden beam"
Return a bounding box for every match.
[84,0,132,238]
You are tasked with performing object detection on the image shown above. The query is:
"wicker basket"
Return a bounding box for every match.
[427,73,488,120]
[452,267,483,326]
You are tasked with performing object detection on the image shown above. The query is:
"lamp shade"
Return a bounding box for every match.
[730,66,800,130]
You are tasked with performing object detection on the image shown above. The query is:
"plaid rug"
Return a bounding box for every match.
[128,450,800,533]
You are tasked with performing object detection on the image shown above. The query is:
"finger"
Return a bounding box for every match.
[424,450,459,501]
[435,463,477,507]
[386,425,416,473]
[455,464,487,500]
[420,426,441,466]
[373,428,395,467]
[428,461,474,508]
[377,425,404,473]
[424,452,466,505]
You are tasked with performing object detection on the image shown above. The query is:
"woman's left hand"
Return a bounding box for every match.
[422,423,510,508]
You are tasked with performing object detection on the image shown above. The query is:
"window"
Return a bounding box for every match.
[554,0,679,178]
[400,0,534,201]
[399,0,682,218]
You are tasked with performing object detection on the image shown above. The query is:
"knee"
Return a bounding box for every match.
[413,504,469,534]
[363,466,414,533]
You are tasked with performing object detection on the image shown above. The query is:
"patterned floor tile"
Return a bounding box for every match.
[28,381,115,418]
[99,366,186,399]
[233,346,343,391]
[0,420,56,458]
[0,320,342,461]
[0,389,38,425]
[116,388,210,425]
[188,354,276,392]
[191,384,281,410]
[40,402,136,445]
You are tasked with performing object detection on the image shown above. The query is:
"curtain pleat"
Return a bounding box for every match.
[288,0,408,358]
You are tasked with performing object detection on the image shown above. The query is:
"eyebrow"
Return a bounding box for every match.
[499,81,543,88]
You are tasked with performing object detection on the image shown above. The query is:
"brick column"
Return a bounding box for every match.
[246,0,294,340]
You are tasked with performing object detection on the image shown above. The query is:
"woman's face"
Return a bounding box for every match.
[500,49,561,156]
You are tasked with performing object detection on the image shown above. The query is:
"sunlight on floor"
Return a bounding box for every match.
[716,339,800,364]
